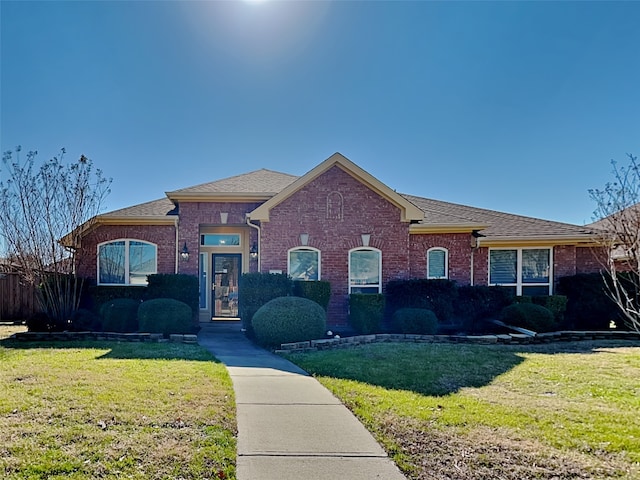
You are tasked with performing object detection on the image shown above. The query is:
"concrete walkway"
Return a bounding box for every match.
[198,322,407,480]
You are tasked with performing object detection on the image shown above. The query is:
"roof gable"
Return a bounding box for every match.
[249,153,424,222]
[166,169,298,202]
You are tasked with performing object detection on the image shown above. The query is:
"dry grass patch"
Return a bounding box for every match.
[286,341,640,480]
[0,335,236,479]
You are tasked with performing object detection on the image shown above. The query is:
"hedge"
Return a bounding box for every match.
[292,280,331,311]
[349,293,385,334]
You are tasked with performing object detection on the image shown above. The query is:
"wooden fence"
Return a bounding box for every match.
[0,273,41,321]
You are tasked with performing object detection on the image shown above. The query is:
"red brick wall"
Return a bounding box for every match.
[177,201,262,275]
[76,224,177,281]
[553,245,577,281]
[260,166,410,326]
[409,233,473,283]
[576,246,606,273]
[472,247,489,286]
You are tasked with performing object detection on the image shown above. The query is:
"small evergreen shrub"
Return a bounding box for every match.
[252,296,326,347]
[392,308,438,334]
[146,274,198,317]
[500,303,556,333]
[89,286,146,314]
[557,273,622,330]
[455,285,514,331]
[386,279,457,323]
[26,312,55,332]
[71,308,102,331]
[292,280,331,311]
[138,298,193,335]
[532,295,567,324]
[349,293,385,334]
[100,298,140,333]
[239,273,292,334]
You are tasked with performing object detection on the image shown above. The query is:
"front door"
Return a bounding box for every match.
[212,254,240,318]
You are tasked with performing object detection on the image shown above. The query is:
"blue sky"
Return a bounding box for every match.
[1,1,638,226]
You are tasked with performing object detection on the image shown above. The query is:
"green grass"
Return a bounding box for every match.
[0,334,236,479]
[285,341,640,480]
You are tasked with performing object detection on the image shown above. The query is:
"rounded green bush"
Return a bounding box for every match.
[500,302,556,333]
[99,298,140,332]
[71,308,102,332]
[252,296,326,347]
[138,298,193,335]
[392,308,438,334]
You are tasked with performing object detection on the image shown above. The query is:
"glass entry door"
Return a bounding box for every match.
[212,254,240,318]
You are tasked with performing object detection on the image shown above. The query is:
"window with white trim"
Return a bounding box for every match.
[288,247,320,281]
[98,240,157,285]
[489,248,552,295]
[427,248,448,279]
[349,248,382,294]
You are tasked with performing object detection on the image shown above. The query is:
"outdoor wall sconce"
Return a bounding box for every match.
[299,233,309,246]
[220,212,228,224]
[180,242,190,261]
[250,243,258,258]
[361,234,371,247]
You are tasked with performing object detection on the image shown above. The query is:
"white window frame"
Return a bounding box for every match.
[348,247,382,294]
[288,247,321,281]
[97,239,158,286]
[488,247,553,295]
[427,247,449,279]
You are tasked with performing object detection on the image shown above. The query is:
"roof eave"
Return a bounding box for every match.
[166,192,276,203]
[479,234,602,247]
[410,223,489,234]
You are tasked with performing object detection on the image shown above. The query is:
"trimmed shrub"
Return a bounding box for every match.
[138,298,193,335]
[532,295,567,324]
[500,303,556,333]
[239,273,292,334]
[71,308,102,331]
[146,274,198,318]
[349,293,385,334]
[292,280,331,311]
[26,312,56,332]
[252,296,326,347]
[392,308,438,334]
[100,298,140,333]
[89,286,146,314]
[454,285,514,332]
[386,279,457,323]
[557,273,621,330]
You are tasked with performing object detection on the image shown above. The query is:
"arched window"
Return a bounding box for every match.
[98,239,157,285]
[288,247,320,281]
[349,247,382,294]
[427,248,448,279]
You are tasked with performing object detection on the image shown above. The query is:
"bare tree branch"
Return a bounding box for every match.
[0,147,111,328]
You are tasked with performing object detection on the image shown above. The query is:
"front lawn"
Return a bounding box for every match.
[0,333,236,479]
[285,341,640,480]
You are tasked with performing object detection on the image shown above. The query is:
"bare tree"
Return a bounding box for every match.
[589,153,640,333]
[0,146,110,328]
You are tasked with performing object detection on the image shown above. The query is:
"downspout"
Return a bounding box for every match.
[174,217,179,274]
[246,214,261,273]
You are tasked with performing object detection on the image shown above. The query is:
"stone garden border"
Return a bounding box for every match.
[275,330,640,354]
[9,331,198,344]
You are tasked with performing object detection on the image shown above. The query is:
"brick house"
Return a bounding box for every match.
[75,153,601,326]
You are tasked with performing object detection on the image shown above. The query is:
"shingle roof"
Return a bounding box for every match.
[101,197,177,218]
[99,167,596,241]
[402,194,595,239]
[167,169,298,195]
